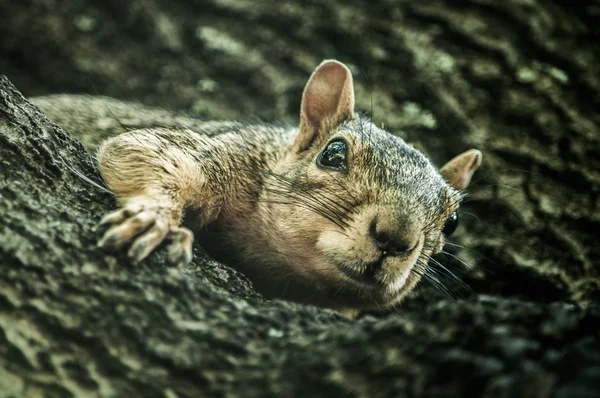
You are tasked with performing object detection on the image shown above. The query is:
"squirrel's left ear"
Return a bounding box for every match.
[294,60,355,152]
[440,149,482,190]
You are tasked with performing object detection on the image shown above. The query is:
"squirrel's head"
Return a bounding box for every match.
[262,60,482,310]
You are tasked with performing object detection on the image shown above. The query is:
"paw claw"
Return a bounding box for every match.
[127,240,147,260]
[127,221,169,262]
[96,200,185,265]
[166,227,194,267]
[97,210,156,251]
[96,210,127,237]
[97,232,118,250]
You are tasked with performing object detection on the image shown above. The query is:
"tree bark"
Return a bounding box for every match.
[0,1,599,397]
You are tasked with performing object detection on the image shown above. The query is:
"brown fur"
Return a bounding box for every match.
[33,60,482,316]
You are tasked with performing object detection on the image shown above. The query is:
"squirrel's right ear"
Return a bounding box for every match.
[294,60,355,152]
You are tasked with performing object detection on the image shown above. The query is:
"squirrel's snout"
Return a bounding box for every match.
[369,216,419,257]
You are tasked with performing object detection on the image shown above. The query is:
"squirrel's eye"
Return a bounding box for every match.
[317,139,348,171]
[442,211,459,236]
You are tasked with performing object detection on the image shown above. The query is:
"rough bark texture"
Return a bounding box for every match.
[0,1,599,397]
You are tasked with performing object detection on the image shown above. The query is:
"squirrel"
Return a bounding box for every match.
[32,60,482,317]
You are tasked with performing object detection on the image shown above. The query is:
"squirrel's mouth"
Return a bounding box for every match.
[335,254,418,297]
[336,258,384,287]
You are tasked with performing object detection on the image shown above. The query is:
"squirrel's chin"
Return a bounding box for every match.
[335,262,415,292]
[318,257,421,308]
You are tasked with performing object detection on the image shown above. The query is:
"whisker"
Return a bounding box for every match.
[444,241,499,268]
[415,261,458,302]
[62,162,112,194]
[439,250,476,272]
[424,254,473,293]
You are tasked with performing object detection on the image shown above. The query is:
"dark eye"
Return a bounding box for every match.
[317,139,348,171]
[442,211,459,236]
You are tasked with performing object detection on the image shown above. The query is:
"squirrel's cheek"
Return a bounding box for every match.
[316,229,380,264]
[316,230,353,252]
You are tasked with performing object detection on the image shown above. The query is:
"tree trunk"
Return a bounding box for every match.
[0,1,599,397]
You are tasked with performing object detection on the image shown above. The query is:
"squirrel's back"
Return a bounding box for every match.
[31,95,246,151]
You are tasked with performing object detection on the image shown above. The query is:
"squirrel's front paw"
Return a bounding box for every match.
[96,201,193,267]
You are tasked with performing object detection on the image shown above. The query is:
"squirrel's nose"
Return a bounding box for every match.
[369,218,418,257]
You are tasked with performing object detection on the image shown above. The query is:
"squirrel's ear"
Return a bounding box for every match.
[294,60,355,152]
[440,149,482,190]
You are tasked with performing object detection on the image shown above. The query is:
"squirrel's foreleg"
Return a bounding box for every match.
[95,128,219,266]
